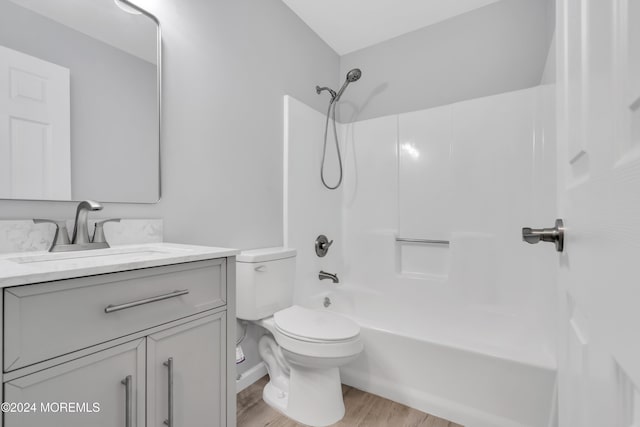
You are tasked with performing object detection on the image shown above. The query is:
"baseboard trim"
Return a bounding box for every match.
[236,362,267,393]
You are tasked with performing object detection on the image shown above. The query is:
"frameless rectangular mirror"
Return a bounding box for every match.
[0,0,160,203]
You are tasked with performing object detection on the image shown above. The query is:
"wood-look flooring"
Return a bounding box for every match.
[237,376,463,427]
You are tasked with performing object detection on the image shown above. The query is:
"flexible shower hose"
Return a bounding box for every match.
[320,100,343,190]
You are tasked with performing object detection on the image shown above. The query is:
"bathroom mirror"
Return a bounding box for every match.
[0,0,160,203]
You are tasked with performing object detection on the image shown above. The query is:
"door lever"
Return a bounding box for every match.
[522,219,565,252]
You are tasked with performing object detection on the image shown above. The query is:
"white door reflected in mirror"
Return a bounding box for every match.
[0,45,71,200]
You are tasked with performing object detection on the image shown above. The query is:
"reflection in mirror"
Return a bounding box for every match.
[0,0,160,203]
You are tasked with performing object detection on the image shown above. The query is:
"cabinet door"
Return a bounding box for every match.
[147,313,226,427]
[4,339,145,427]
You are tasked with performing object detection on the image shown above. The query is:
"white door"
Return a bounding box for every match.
[4,339,146,427]
[557,0,640,426]
[0,45,71,200]
[147,313,227,427]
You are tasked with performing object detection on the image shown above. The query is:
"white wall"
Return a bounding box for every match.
[344,86,557,355]
[285,86,558,365]
[338,0,555,122]
[284,96,344,303]
[0,0,339,251]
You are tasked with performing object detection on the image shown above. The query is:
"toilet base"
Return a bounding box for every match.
[263,365,345,427]
[255,319,360,427]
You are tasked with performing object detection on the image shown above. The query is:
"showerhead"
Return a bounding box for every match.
[346,68,362,82]
[334,68,362,102]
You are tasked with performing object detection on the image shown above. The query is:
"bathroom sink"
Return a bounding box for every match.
[8,247,181,265]
[0,243,239,287]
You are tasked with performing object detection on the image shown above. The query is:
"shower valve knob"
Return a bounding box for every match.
[315,235,333,257]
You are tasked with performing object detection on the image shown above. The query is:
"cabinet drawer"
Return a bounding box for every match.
[4,259,226,372]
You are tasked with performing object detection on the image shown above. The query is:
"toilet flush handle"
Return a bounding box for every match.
[255,265,267,272]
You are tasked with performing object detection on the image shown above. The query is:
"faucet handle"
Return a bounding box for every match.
[92,219,121,244]
[315,235,334,257]
[33,219,71,251]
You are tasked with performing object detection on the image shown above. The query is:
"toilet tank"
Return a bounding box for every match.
[236,247,296,320]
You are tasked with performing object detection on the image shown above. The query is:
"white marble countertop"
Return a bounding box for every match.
[0,243,239,288]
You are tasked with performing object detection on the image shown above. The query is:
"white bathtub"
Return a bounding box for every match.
[304,285,557,427]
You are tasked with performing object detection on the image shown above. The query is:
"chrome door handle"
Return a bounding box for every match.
[121,375,132,427]
[104,290,189,313]
[163,358,174,426]
[522,219,565,252]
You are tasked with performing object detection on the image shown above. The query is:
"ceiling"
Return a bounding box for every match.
[9,0,157,63]
[281,0,502,55]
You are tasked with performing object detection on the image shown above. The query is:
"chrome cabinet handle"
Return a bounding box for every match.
[163,358,174,427]
[522,218,565,252]
[121,375,132,427]
[105,290,189,313]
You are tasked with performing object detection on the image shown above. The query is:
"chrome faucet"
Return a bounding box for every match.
[33,200,119,252]
[319,271,339,283]
[72,200,103,244]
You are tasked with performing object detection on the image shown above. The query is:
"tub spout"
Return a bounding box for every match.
[319,271,339,284]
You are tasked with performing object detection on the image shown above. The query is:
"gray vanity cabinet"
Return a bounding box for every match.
[4,259,226,372]
[4,339,146,427]
[1,255,236,427]
[147,313,227,427]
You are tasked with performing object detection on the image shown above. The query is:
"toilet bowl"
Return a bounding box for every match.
[256,307,362,426]
[236,248,363,427]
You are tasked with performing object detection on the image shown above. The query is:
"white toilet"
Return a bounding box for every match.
[236,247,363,427]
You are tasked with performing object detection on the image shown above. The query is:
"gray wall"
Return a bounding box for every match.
[338,0,555,122]
[541,0,557,85]
[0,0,337,380]
[541,32,556,85]
[0,0,159,202]
[0,0,338,250]
[0,0,554,380]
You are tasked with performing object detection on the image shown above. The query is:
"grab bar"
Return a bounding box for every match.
[395,237,450,245]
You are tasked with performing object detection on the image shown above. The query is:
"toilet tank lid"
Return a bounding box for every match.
[237,247,296,263]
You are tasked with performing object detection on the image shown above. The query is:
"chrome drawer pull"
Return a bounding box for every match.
[163,357,174,427]
[105,290,190,313]
[121,375,132,427]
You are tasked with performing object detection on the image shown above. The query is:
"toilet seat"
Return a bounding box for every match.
[261,306,363,359]
[274,305,360,342]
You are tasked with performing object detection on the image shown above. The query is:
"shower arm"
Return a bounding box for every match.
[316,86,337,101]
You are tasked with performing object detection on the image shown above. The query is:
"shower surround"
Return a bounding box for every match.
[283,85,557,427]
